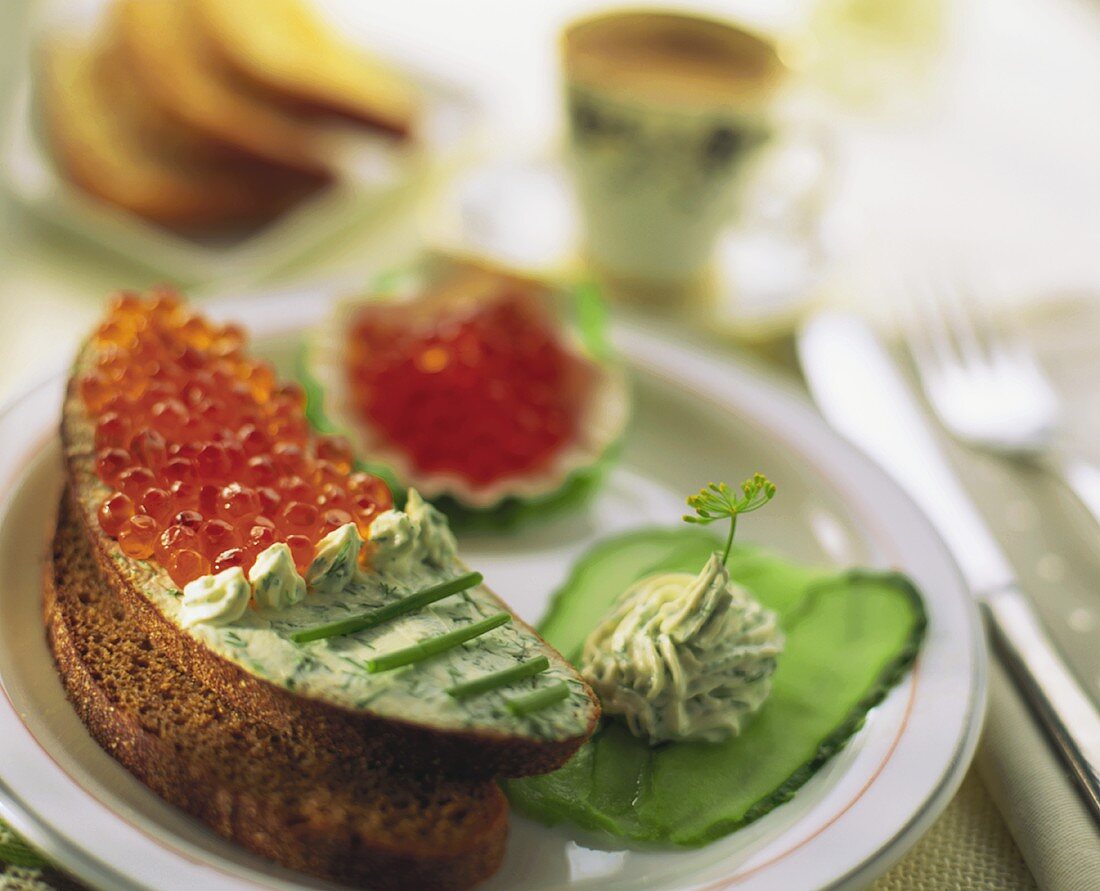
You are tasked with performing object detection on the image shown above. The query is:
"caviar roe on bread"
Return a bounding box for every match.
[61,288,600,779]
[79,289,390,587]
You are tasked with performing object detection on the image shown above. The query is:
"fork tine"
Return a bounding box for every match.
[932,269,989,370]
[895,263,1064,454]
[953,268,1022,366]
[899,295,937,379]
[903,271,957,380]
[964,269,1047,377]
[996,305,1041,366]
[1000,315,1058,403]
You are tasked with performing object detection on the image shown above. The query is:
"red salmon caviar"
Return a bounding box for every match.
[81,290,389,588]
[161,457,197,484]
[199,519,237,560]
[219,483,260,521]
[277,474,312,503]
[118,467,157,500]
[247,523,277,552]
[316,484,348,510]
[118,514,158,559]
[245,455,277,486]
[212,547,246,574]
[98,493,134,536]
[96,448,131,486]
[198,484,220,518]
[139,487,174,524]
[344,285,591,487]
[320,508,354,536]
[166,548,209,586]
[173,510,203,531]
[315,435,354,473]
[280,501,318,535]
[155,524,198,565]
[94,413,130,449]
[286,535,314,573]
[169,479,199,508]
[257,486,282,516]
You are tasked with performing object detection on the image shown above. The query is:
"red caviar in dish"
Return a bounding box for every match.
[345,286,593,487]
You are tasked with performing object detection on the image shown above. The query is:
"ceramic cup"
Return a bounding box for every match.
[562,11,793,290]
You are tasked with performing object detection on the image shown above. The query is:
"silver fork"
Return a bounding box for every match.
[903,274,1100,532]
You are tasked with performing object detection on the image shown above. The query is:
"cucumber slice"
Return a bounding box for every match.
[505,528,927,846]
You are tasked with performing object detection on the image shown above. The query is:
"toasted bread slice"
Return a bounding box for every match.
[186,0,418,137]
[107,0,334,178]
[61,294,600,780]
[46,492,508,890]
[38,41,319,229]
[94,18,243,169]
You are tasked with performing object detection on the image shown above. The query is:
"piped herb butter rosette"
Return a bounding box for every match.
[507,475,927,845]
[582,476,783,745]
[301,255,629,525]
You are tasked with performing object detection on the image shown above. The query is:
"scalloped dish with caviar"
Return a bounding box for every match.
[302,254,629,521]
[44,286,927,889]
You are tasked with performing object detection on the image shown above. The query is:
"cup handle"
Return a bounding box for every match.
[738,121,836,241]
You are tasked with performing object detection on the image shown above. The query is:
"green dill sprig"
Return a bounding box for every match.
[683,474,776,564]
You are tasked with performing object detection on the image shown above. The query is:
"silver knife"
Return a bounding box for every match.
[798,311,1100,822]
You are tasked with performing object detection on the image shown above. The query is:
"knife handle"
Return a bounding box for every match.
[984,585,1100,821]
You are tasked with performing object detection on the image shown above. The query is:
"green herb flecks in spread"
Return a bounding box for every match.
[153,493,590,741]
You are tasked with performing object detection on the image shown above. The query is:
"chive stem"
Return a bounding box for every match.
[446,656,550,700]
[506,681,570,716]
[365,612,511,673]
[289,572,483,644]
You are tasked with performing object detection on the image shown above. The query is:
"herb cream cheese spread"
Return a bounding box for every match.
[581,551,783,744]
[160,491,591,740]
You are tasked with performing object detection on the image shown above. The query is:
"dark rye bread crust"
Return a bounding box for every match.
[61,342,600,780]
[45,495,507,889]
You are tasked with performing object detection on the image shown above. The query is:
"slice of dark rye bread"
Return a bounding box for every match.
[60,338,600,780]
[45,493,508,890]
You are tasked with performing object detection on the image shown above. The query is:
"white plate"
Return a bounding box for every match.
[0,0,481,285]
[0,288,985,891]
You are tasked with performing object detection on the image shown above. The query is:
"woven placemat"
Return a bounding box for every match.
[871,770,1035,891]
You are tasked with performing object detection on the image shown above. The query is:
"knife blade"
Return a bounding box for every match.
[798,311,1100,822]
